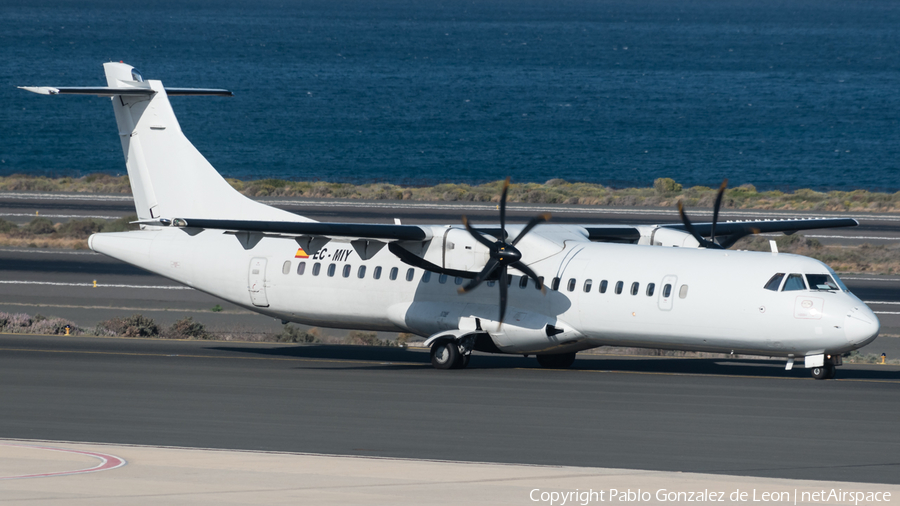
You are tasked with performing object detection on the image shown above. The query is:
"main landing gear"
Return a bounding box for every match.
[430,338,471,369]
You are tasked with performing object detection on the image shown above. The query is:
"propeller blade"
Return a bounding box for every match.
[512,261,546,294]
[499,177,509,239]
[710,179,728,244]
[498,266,508,324]
[458,258,501,294]
[511,212,551,246]
[678,200,715,248]
[462,216,497,249]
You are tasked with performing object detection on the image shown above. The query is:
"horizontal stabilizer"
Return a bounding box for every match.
[18,86,232,97]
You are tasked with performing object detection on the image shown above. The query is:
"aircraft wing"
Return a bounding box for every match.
[161,218,432,241]
[658,217,858,247]
[150,216,858,249]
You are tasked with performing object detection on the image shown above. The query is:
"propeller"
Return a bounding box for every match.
[458,178,550,324]
[677,179,728,249]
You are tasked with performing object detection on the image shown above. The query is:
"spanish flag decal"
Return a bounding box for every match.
[294,247,309,259]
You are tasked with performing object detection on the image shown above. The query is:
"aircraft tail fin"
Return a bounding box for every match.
[21,62,310,223]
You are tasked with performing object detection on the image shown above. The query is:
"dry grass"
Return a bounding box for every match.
[3,174,899,212]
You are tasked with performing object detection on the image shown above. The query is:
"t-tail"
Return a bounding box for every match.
[20,62,309,223]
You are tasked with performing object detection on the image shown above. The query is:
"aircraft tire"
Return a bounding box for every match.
[811,365,831,380]
[825,364,837,379]
[430,339,460,370]
[460,353,470,369]
[536,352,577,369]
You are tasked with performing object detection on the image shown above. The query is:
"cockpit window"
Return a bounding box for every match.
[764,273,785,291]
[806,274,840,291]
[781,273,806,291]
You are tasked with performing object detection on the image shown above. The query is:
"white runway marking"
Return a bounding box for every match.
[0,192,132,202]
[0,212,120,219]
[0,248,97,255]
[0,280,191,290]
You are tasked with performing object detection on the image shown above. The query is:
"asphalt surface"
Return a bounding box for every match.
[1,192,899,486]
[1,335,898,485]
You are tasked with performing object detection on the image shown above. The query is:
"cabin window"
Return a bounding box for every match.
[551,277,560,291]
[630,282,639,296]
[806,274,839,291]
[342,265,351,278]
[297,262,306,275]
[373,266,382,280]
[764,273,785,291]
[679,284,689,299]
[357,266,366,279]
[782,273,806,291]
[599,280,608,294]
[406,268,415,281]
[583,279,592,292]
[327,263,336,277]
[662,283,672,297]
[312,263,321,276]
[439,274,447,284]
[519,276,528,288]
[389,267,399,280]
[422,271,431,283]
[646,283,655,296]
[567,278,576,292]
[282,261,291,275]
[615,281,624,294]
[536,276,544,290]
[456,276,464,285]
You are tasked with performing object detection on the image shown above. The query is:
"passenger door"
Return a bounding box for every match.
[658,275,677,311]
[248,257,269,307]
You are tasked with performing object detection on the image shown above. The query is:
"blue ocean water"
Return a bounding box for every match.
[1,0,899,191]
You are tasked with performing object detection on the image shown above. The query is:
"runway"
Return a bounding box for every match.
[1,334,899,487]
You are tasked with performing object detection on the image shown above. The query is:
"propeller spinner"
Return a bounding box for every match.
[458,178,550,324]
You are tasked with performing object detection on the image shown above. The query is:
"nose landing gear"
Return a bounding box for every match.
[810,354,841,380]
[811,364,836,380]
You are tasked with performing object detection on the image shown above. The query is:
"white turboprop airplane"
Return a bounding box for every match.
[21,63,880,379]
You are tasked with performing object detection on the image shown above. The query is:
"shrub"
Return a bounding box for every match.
[57,218,106,238]
[0,219,16,234]
[163,317,209,340]
[24,217,55,235]
[31,317,80,335]
[653,177,682,194]
[275,325,320,343]
[97,314,160,337]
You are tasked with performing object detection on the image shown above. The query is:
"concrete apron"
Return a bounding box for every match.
[1,439,897,505]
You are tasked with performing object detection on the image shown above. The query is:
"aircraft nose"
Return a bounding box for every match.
[844,305,880,347]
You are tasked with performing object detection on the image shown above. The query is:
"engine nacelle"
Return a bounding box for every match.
[441,227,492,272]
[638,226,701,248]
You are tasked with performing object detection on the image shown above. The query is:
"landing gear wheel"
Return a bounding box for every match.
[460,353,471,369]
[536,352,577,369]
[430,340,461,370]
[811,365,834,380]
[825,364,836,379]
